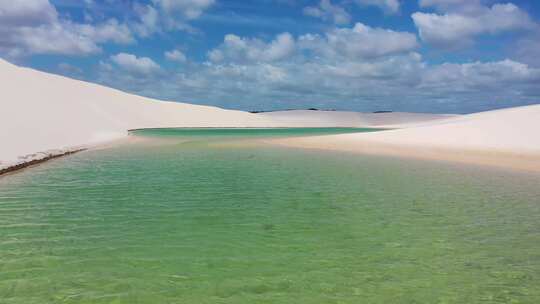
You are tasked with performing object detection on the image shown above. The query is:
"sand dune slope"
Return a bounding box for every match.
[354,105,540,152]
[273,104,540,171]
[0,59,274,169]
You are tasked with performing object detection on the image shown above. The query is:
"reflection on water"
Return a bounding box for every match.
[1,128,540,303]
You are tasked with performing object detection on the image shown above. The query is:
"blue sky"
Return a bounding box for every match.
[1,0,540,113]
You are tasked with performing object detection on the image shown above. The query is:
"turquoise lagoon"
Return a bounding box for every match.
[1,128,540,303]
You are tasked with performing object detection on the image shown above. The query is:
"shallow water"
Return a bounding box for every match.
[1,128,540,303]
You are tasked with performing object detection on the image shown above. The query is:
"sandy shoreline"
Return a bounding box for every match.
[0,148,86,176]
[4,131,537,176]
[266,103,540,172]
[268,135,540,173]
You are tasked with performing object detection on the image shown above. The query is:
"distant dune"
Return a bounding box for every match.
[1,58,538,172]
[272,104,540,172]
[257,110,458,128]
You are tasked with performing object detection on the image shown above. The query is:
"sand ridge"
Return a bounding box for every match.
[270,104,540,172]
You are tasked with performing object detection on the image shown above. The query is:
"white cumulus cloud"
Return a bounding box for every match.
[355,0,400,14]
[413,2,535,48]
[133,0,215,35]
[303,0,351,25]
[165,49,187,62]
[152,0,215,20]
[420,59,540,94]
[299,23,418,60]
[208,32,296,63]
[110,53,162,75]
[0,0,134,57]
[0,0,57,26]
[77,19,134,45]
[133,4,160,37]
[418,0,484,14]
[208,23,417,66]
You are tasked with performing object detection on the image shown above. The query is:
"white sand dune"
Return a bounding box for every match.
[0,59,277,169]
[1,58,538,172]
[272,104,540,171]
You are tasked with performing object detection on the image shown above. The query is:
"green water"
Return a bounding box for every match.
[1,128,540,303]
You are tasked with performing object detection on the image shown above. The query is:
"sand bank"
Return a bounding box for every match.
[270,104,540,172]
